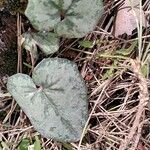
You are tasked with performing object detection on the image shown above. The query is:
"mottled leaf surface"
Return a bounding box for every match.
[55,0,104,38]
[25,0,60,31]
[22,32,38,59]
[7,58,88,142]
[25,0,103,38]
[22,32,59,56]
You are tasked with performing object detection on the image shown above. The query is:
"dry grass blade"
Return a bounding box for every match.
[17,13,22,73]
[77,79,112,150]
[119,59,149,150]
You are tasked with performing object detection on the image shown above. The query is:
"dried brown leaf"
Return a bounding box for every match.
[114,0,149,37]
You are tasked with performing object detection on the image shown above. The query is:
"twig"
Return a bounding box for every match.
[17,13,22,73]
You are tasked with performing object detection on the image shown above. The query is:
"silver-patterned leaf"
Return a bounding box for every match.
[25,0,103,38]
[61,0,73,10]
[22,32,59,55]
[7,58,88,142]
[55,0,104,38]
[33,32,60,55]
[25,0,60,31]
[22,32,38,59]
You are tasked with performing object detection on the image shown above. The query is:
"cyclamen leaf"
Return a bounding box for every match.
[7,58,88,142]
[55,0,104,38]
[32,32,59,55]
[61,0,73,10]
[25,0,60,31]
[22,32,38,59]
[22,32,59,56]
[25,0,104,38]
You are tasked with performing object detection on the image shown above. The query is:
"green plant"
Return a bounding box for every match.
[22,0,104,57]
[25,0,103,38]
[18,138,30,150]
[7,0,104,142]
[7,58,88,142]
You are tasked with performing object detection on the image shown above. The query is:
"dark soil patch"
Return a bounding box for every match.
[0,10,17,77]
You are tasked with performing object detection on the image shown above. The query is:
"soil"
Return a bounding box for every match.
[0,0,28,77]
[0,10,18,76]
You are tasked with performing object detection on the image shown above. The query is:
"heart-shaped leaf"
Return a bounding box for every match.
[7,58,88,142]
[25,0,104,38]
[22,32,59,56]
[25,0,60,31]
[55,0,104,38]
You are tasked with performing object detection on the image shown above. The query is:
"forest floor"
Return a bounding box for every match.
[0,0,150,150]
